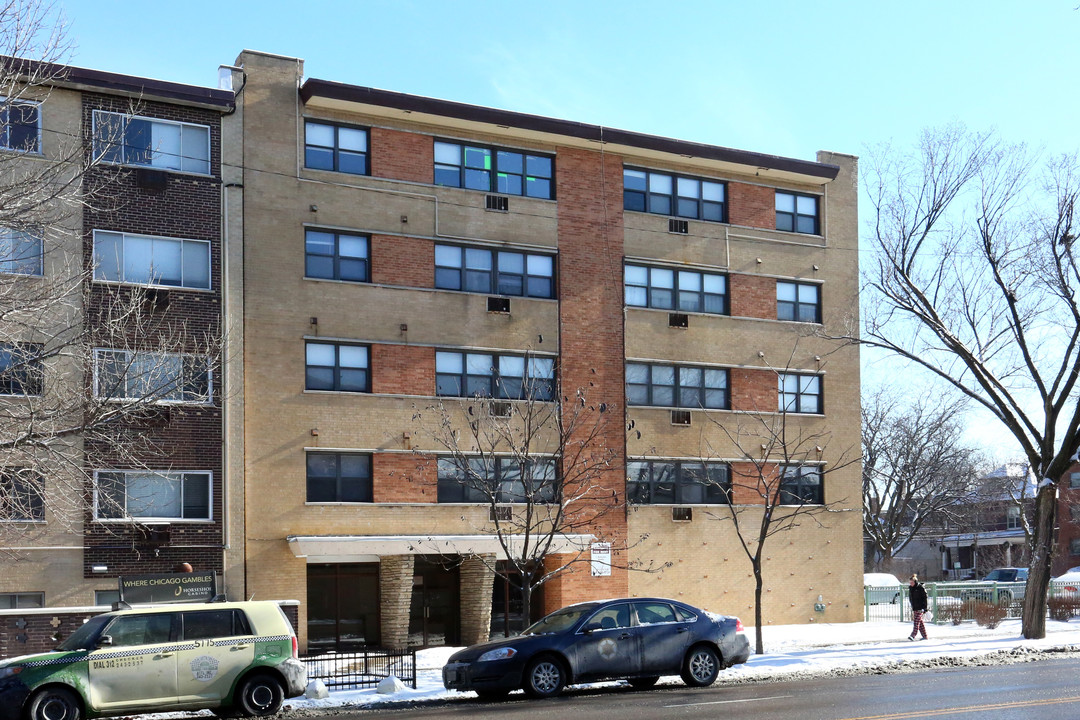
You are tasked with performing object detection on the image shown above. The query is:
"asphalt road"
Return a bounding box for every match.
[324,656,1080,720]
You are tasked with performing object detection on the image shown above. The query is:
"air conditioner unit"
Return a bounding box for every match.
[489,400,512,418]
[668,218,689,234]
[671,410,692,426]
[136,168,169,190]
[144,287,170,311]
[485,194,509,212]
[488,296,511,313]
[672,507,693,522]
[668,312,689,328]
[490,505,513,522]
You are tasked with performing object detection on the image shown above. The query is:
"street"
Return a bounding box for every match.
[318,656,1080,720]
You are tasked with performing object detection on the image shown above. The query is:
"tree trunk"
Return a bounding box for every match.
[521,579,533,635]
[753,563,764,655]
[1021,483,1057,639]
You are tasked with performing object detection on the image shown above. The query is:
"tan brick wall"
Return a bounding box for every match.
[372,234,434,287]
[371,344,435,395]
[728,182,774,229]
[372,127,433,184]
[460,555,495,645]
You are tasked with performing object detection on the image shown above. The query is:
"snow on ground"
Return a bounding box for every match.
[152,618,1080,718]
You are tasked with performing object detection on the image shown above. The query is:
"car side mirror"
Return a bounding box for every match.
[97,635,114,648]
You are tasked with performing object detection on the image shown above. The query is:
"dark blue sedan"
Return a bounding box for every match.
[442,597,750,699]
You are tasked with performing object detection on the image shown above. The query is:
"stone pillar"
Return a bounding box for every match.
[379,555,414,649]
[459,555,495,645]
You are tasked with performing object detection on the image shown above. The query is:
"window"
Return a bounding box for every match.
[776,191,819,234]
[95,470,212,520]
[435,244,555,298]
[306,342,369,393]
[780,465,823,505]
[436,351,554,400]
[307,452,373,503]
[1070,472,1080,489]
[627,460,731,504]
[779,374,822,414]
[93,349,211,403]
[626,363,729,409]
[93,110,210,175]
[181,609,251,639]
[0,469,43,521]
[93,230,211,290]
[0,100,40,152]
[777,281,821,323]
[0,342,43,396]
[623,168,725,222]
[0,592,43,609]
[305,229,369,282]
[624,264,727,314]
[1072,537,1080,556]
[437,456,556,503]
[1006,506,1022,530]
[0,228,43,275]
[304,120,368,175]
[434,141,553,199]
[104,613,174,646]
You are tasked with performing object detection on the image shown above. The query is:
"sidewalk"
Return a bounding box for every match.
[280,617,1080,713]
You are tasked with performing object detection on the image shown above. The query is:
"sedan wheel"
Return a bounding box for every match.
[28,688,83,720]
[523,656,566,698]
[681,645,720,687]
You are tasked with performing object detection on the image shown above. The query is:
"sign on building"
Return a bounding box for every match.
[591,542,611,577]
[118,571,218,604]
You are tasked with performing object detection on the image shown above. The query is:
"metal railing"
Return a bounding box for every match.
[865,580,1080,623]
[301,647,417,690]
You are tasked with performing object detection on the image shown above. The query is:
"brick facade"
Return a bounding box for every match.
[731,367,777,414]
[729,273,777,319]
[371,127,433,184]
[371,344,434,395]
[372,234,434,287]
[373,453,433,503]
[727,181,775,229]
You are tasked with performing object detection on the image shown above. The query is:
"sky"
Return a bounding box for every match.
[52,0,1080,464]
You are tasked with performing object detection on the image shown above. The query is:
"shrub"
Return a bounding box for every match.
[973,600,1008,629]
[939,602,965,626]
[1048,595,1080,622]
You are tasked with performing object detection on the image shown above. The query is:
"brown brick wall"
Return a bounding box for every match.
[371,344,435,395]
[555,146,628,600]
[729,273,776,319]
[372,127,433,184]
[727,181,774,229]
[1056,464,1080,575]
[731,368,776,414]
[730,461,774,505]
[372,234,434,287]
[373,453,434,503]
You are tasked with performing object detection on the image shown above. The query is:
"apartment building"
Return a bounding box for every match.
[0,63,232,610]
[1057,465,1080,576]
[224,50,862,652]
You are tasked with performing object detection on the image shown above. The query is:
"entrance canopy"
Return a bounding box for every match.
[286,534,595,563]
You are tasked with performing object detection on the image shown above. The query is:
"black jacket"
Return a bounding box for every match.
[909,583,928,612]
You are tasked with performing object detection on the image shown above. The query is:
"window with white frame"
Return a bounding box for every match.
[1006,506,1022,530]
[775,191,819,234]
[0,342,43,396]
[0,469,43,521]
[92,110,210,175]
[93,230,210,289]
[0,592,43,608]
[93,349,211,403]
[95,470,211,520]
[779,373,822,414]
[1,100,40,153]
[437,456,556,503]
[434,244,555,298]
[624,264,727,314]
[626,362,729,409]
[305,342,369,392]
[0,227,42,275]
[435,351,554,400]
[777,281,821,323]
[780,465,823,505]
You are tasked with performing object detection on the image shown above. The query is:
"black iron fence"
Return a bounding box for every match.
[301,647,418,690]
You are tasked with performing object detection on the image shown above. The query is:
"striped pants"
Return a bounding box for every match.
[910,610,927,639]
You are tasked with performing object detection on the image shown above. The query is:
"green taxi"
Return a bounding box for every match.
[0,600,306,720]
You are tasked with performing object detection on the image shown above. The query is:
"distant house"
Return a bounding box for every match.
[1056,465,1080,576]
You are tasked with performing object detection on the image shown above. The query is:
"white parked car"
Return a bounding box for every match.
[863,573,903,604]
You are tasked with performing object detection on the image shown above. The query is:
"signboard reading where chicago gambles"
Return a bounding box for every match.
[118,571,218,604]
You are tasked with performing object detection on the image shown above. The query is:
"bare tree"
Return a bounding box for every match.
[848,124,1080,638]
[862,389,983,571]
[0,0,223,554]
[700,373,857,656]
[412,370,641,632]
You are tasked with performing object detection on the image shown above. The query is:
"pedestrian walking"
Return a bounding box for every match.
[908,574,928,640]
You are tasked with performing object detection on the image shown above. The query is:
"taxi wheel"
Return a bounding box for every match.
[681,645,720,687]
[523,655,566,698]
[237,673,284,717]
[28,687,83,720]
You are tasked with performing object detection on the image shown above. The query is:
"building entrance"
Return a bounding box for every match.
[408,557,460,647]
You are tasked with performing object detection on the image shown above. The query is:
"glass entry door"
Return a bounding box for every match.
[307,563,380,652]
[408,557,460,647]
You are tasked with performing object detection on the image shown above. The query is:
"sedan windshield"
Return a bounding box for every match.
[56,615,111,651]
[523,606,592,635]
[983,569,1018,582]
